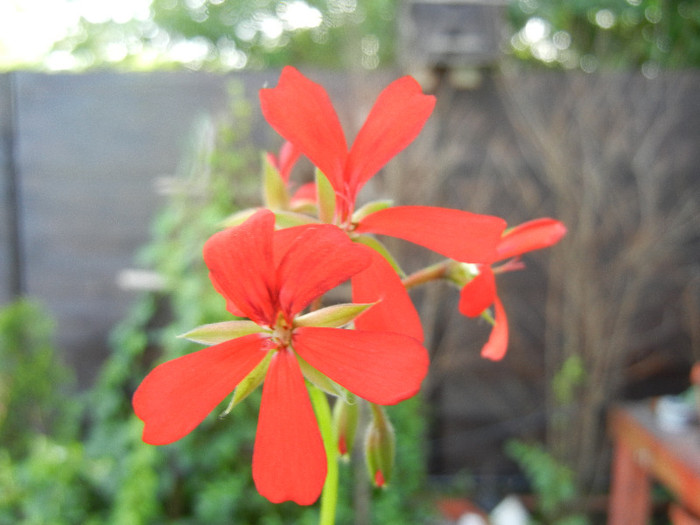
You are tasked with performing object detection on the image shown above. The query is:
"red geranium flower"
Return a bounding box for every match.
[260,67,434,225]
[260,67,506,264]
[132,209,429,505]
[458,218,567,360]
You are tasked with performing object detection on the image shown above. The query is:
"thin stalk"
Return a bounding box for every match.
[401,260,452,290]
[309,384,339,525]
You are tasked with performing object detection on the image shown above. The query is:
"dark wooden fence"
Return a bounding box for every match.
[1,71,273,384]
[2,70,699,486]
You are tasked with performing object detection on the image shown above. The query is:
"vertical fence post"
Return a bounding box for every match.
[0,72,23,303]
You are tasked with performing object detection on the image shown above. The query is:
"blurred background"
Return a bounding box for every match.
[1,1,699,523]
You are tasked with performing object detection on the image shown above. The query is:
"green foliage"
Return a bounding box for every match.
[54,0,397,70]
[0,299,76,455]
[46,0,700,71]
[506,357,590,524]
[552,354,586,406]
[0,299,104,524]
[0,436,104,525]
[506,440,589,525]
[508,0,700,70]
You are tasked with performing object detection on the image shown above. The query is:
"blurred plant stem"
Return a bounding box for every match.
[310,385,339,525]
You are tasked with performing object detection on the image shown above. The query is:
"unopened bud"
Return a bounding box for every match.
[364,404,395,488]
[333,395,359,458]
[446,261,480,287]
[374,469,386,488]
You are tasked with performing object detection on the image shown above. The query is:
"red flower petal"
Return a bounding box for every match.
[356,206,507,263]
[352,246,424,342]
[204,210,277,326]
[293,327,429,405]
[253,349,326,505]
[277,141,302,183]
[346,76,435,196]
[209,273,248,318]
[290,181,317,204]
[481,297,509,361]
[496,218,567,261]
[271,223,312,267]
[277,225,371,319]
[458,266,496,318]
[260,67,347,190]
[133,334,269,445]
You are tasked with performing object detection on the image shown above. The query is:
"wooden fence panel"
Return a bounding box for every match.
[11,71,274,384]
[0,74,19,305]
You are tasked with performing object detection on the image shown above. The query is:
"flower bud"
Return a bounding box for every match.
[333,395,359,458]
[445,261,480,287]
[364,404,395,488]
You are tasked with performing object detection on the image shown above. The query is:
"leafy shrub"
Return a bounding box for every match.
[506,440,589,525]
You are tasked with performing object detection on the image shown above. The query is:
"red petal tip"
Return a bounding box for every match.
[497,218,566,261]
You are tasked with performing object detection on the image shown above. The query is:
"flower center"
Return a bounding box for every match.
[271,314,293,349]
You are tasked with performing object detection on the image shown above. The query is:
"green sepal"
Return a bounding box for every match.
[178,320,265,345]
[262,152,290,210]
[351,199,393,223]
[296,352,346,399]
[220,208,259,228]
[221,349,274,417]
[289,200,317,215]
[273,210,319,228]
[221,208,318,230]
[354,235,406,277]
[294,303,375,329]
[316,169,336,224]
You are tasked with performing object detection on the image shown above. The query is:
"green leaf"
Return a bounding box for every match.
[178,320,265,345]
[293,303,375,329]
[315,169,336,224]
[354,235,406,277]
[262,152,290,210]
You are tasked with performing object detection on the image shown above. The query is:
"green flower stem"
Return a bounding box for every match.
[309,384,339,525]
[401,260,452,290]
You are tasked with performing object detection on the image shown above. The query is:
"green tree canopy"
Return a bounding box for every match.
[12,1,699,73]
[52,0,397,70]
[508,0,700,71]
